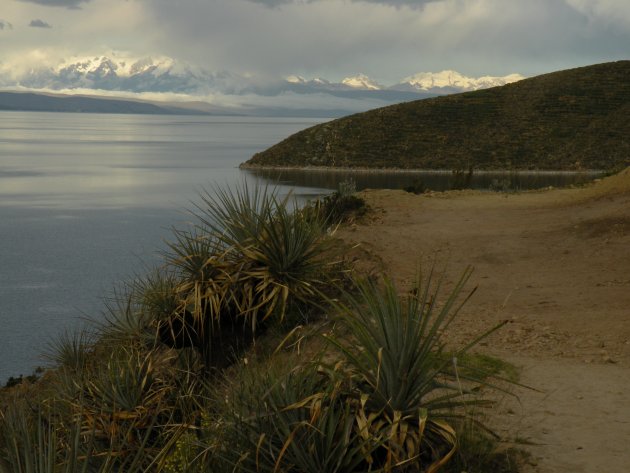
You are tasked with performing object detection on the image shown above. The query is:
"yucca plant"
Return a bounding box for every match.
[191,182,336,330]
[231,200,334,324]
[163,229,234,361]
[98,270,209,359]
[53,345,183,468]
[0,394,172,473]
[44,330,93,373]
[0,398,56,473]
[152,182,341,369]
[97,284,156,346]
[193,181,277,251]
[327,267,503,472]
[310,178,367,225]
[207,359,379,473]
[165,229,230,323]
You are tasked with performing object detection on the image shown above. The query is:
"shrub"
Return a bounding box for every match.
[404,178,427,194]
[305,179,368,224]
[204,358,379,473]
[326,267,506,472]
[197,267,509,473]
[91,183,341,370]
[450,166,474,190]
[165,183,339,367]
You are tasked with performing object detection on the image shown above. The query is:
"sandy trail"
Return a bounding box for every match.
[336,169,630,473]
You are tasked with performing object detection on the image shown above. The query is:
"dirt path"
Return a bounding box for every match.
[336,169,630,473]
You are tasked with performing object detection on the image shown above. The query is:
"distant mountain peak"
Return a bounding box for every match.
[56,54,177,78]
[396,70,525,91]
[284,75,332,86]
[286,74,306,84]
[341,73,382,90]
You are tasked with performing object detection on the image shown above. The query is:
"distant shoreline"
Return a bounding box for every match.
[239,164,605,176]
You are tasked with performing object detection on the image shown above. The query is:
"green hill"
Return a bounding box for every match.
[243,61,630,171]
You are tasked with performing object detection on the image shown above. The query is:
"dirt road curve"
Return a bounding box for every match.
[336,168,630,473]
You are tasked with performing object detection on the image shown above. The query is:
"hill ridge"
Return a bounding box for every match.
[243,61,630,171]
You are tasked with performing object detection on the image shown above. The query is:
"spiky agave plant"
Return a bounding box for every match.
[97,280,160,346]
[0,397,94,473]
[44,329,93,373]
[328,267,504,472]
[191,182,336,330]
[165,229,230,323]
[206,359,380,473]
[98,269,210,360]
[163,228,235,364]
[51,345,185,469]
[231,198,335,324]
[157,182,338,369]
[0,391,169,473]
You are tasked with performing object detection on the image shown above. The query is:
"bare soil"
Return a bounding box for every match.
[335,168,630,473]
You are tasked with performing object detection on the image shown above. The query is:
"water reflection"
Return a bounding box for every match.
[0,113,327,208]
[243,168,604,192]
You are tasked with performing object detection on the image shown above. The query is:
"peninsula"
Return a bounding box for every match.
[243,61,630,172]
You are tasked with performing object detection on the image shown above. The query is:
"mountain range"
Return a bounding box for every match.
[0,54,524,116]
[0,54,524,95]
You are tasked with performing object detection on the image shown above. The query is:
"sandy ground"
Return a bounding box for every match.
[335,169,630,473]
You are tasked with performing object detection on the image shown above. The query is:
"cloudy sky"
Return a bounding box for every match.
[1,0,629,85]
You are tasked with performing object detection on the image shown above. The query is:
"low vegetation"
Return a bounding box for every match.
[0,184,521,472]
[304,179,368,224]
[244,60,630,172]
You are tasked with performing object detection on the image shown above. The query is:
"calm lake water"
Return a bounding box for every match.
[0,111,601,383]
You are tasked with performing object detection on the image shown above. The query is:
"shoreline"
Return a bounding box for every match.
[239,164,606,176]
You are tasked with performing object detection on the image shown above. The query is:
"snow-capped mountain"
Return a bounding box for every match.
[284,75,333,88]
[0,54,528,116]
[1,53,525,97]
[341,74,382,90]
[393,70,525,92]
[8,54,247,95]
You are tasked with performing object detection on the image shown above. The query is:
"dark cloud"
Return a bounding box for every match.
[18,0,90,8]
[351,0,432,6]
[0,20,13,30]
[246,0,295,6]
[29,19,52,28]
[245,0,430,6]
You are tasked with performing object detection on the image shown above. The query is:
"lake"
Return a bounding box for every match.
[0,111,601,384]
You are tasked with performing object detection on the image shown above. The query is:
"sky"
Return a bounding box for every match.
[1,0,629,87]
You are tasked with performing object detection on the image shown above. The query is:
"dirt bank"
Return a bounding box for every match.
[336,168,630,473]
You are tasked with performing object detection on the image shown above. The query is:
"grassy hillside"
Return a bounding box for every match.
[244,61,630,171]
